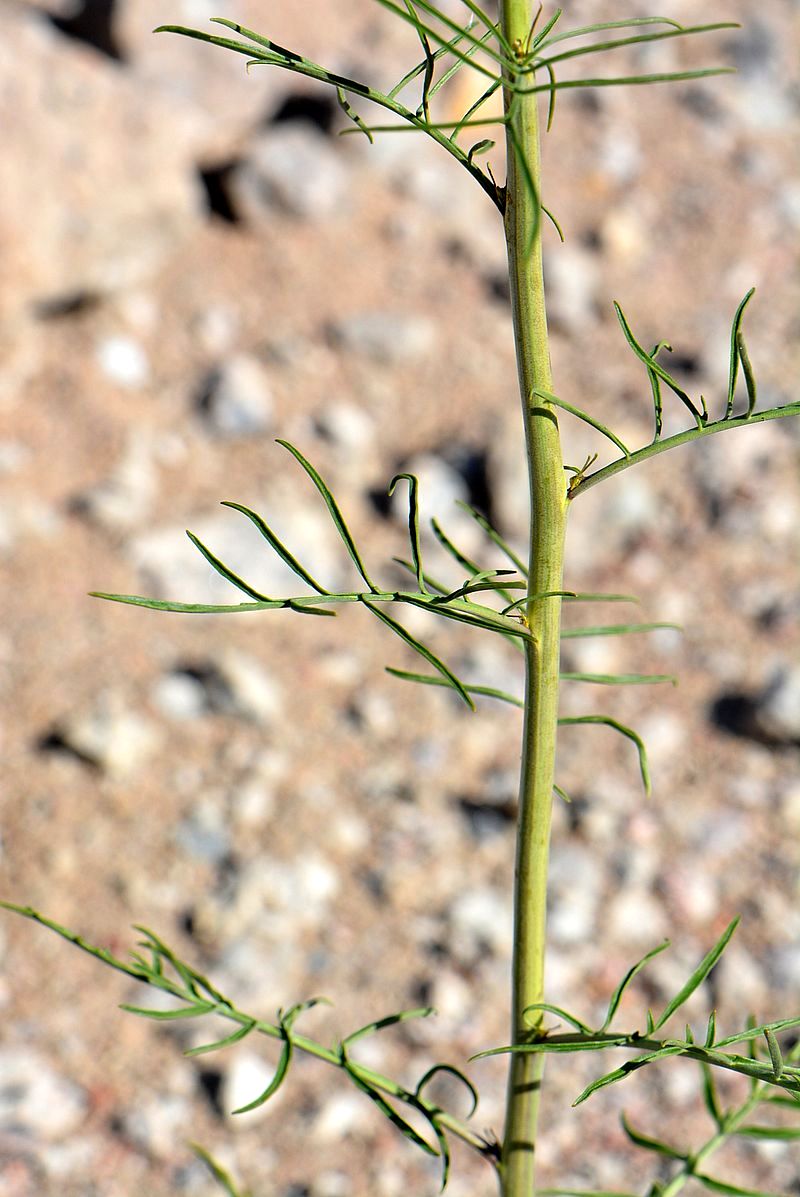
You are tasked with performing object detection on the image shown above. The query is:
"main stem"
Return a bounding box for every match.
[499,4,567,1195]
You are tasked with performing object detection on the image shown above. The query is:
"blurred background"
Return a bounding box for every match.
[1,1,798,1194]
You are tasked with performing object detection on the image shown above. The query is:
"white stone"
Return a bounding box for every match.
[0,1049,87,1140]
[222,1052,284,1125]
[199,355,274,438]
[96,336,150,388]
[233,124,349,220]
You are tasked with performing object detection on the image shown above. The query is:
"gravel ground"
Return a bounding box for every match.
[1,2,799,1196]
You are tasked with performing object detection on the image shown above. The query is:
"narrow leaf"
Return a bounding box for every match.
[620,1112,687,1159]
[600,939,670,1031]
[572,1044,687,1105]
[455,502,528,575]
[343,1006,435,1047]
[342,1056,439,1157]
[119,1001,217,1020]
[185,1021,256,1058]
[560,672,676,686]
[655,918,740,1030]
[389,473,427,593]
[561,622,679,639]
[276,441,381,591]
[726,288,756,417]
[221,500,331,595]
[336,87,373,141]
[764,1027,784,1080]
[190,1144,250,1197]
[415,1063,479,1118]
[694,1176,783,1197]
[524,1002,593,1034]
[185,531,272,601]
[701,1063,725,1128]
[614,302,705,427]
[736,1124,800,1141]
[232,1007,295,1114]
[362,600,475,709]
[386,668,524,708]
[533,388,630,456]
[559,715,650,795]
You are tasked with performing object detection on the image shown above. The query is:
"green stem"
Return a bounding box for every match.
[499,3,567,1195]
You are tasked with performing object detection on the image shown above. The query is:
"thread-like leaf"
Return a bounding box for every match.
[191,1144,251,1197]
[185,1021,256,1058]
[341,1051,439,1157]
[386,667,524,708]
[537,23,739,71]
[560,671,676,686]
[277,441,380,592]
[736,1124,800,1141]
[561,622,679,639]
[654,918,739,1030]
[558,716,651,795]
[533,388,630,457]
[221,500,331,595]
[620,1112,687,1159]
[336,86,373,141]
[119,1000,218,1020]
[389,473,427,593]
[701,1062,725,1128]
[431,517,482,576]
[185,530,272,601]
[371,0,506,72]
[726,288,756,417]
[614,302,705,427]
[705,1010,717,1048]
[90,592,336,616]
[764,1027,784,1080]
[694,1177,783,1197]
[455,502,528,575]
[521,68,735,95]
[231,1002,305,1114]
[717,1015,800,1050]
[572,1044,687,1105]
[538,17,683,50]
[524,1003,593,1034]
[362,599,474,709]
[343,1006,435,1047]
[415,1063,479,1118]
[600,939,670,1031]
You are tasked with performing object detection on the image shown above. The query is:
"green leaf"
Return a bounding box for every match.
[119,1001,218,1020]
[362,600,475,709]
[341,1053,439,1157]
[701,1062,725,1128]
[654,919,739,1030]
[726,288,756,417]
[184,530,272,601]
[620,1111,687,1159]
[430,517,482,576]
[185,1021,256,1058]
[561,622,679,639]
[343,1006,435,1047]
[538,17,684,50]
[221,500,332,595]
[537,23,740,71]
[336,86,373,141]
[533,388,630,457]
[90,592,287,615]
[386,667,524,708]
[277,440,380,592]
[716,1015,800,1050]
[572,1044,687,1105]
[415,1063,479,1118]
[190,1144,251,1197]
[455,502,528,575]
[559,715,651,796]
[560,672,676,686]
[764,1027,784,1080]
[736,1124,800,1141]
[600,939,670,1031]
[614,302,705,428]
[694,1176,783,1197]
[523,1002,593,1035]
[389,473,427,593]
[231,1005,298,1114]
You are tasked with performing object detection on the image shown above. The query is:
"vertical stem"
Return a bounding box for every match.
[499,4,567,1196]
